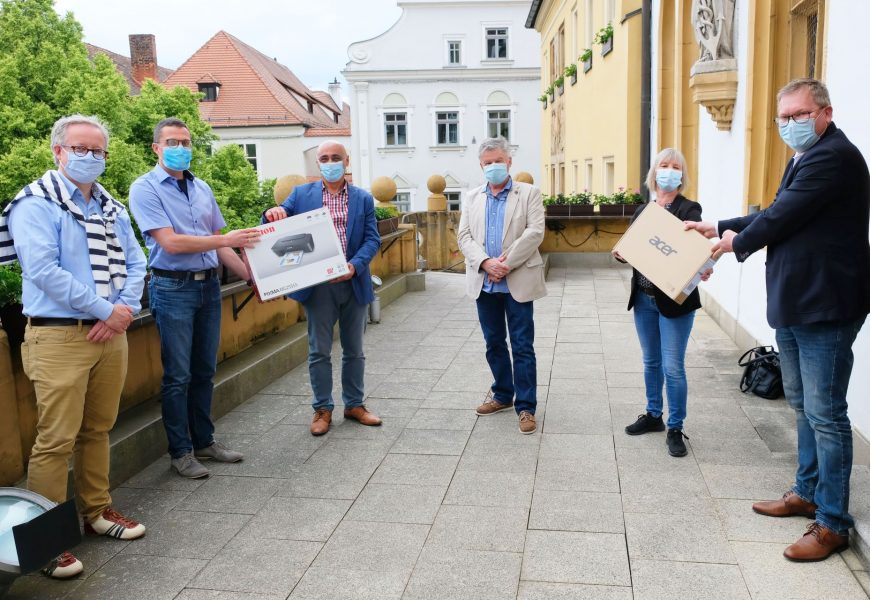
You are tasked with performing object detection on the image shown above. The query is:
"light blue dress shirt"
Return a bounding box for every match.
[7,171,147,320]
[128,164,227,271]
[482,177,512,294]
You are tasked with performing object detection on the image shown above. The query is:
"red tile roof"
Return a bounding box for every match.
[85,43,174,95]
[304,128,352,137]
[163,31,350,131]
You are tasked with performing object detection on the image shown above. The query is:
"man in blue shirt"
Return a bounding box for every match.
[2,115,148,579]
[457,137,546,434]
[129,118,260,479]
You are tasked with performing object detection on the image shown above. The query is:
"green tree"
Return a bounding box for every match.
[196,144,274,230]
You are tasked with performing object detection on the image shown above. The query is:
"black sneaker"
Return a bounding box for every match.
[667,428,689,457]
[625,412,665,436]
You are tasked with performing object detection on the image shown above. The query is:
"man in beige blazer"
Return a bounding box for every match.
[457,137,546,434]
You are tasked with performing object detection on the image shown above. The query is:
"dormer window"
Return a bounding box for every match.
[198,82,220,102]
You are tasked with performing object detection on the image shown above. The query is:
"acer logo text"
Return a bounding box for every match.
[649,235,678,256]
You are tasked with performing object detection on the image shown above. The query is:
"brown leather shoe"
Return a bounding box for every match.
[752,490,817,518]
[518,411,537,434]
[784,522,849,562]
[310,409,332,436]
[343,405,382,426]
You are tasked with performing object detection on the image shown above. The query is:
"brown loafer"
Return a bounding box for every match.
[752,490,817,518]
[344,405,382,426]
[784,522,849,562]
[310,409,332,436]
[518,411,537,434]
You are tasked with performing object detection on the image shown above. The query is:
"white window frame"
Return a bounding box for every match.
[444,190,462,211]
[482,23,512,61]
[384,111,408,147]
[584,158,593,192]
[233,140,260,176]
[584,0,594,50]
[486,108,511,141]
[434,110,460,146]
[447,40,462,66]
[605,0,616,25]
[572,160,579,193]
[603,156,615,195]
[393,191,412,213]
[572,5,579,58]
[377,100,415,150]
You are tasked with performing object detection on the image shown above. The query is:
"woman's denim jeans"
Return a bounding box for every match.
[632,291,695,430]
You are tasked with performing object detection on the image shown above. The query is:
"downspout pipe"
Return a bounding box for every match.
[640,0,652,196]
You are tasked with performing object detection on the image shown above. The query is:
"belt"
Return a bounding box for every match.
[29,317,97,327]
[151,268,218,281]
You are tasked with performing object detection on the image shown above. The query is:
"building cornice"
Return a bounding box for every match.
[343,67,540,83]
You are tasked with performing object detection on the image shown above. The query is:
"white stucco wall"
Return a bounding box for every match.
[651,0,870,443]
[343,0,541,210]
[826,0,870,441]
[211,125,307,181]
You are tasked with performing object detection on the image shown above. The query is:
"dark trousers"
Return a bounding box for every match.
[475,291,537,414]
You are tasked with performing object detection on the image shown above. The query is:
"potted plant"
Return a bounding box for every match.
[593,192,623,216]
[555,76,565,95]
[0,264,25,348]
[538,93,548,109]
[564,63,578,85]
[595,23,614,56]
[543,194,570,217]
[618,188,645,215]
[375,206,400,236]
[546,84,555,103]
[580,48,593,73]
[568,191,594,216]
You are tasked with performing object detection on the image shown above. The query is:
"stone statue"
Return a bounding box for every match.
[691,0,736,71]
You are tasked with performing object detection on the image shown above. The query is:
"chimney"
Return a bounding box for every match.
[129,34,158,85]
[328,78,342,107]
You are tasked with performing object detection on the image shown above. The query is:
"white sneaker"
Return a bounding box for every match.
[85,507,146,540]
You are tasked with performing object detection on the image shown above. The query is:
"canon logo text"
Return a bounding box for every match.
[649,235,678,256]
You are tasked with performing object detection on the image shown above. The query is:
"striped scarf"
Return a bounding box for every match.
[0,170,127,298]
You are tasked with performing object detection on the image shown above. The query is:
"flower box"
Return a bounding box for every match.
[583,57,592,73]
[570,73,577,85]
[570,204,595,216]
[377,216,399,237]
[601,36,613,56]
[545,205,571,217]
[598,204,625,217]
[623,204,641,216]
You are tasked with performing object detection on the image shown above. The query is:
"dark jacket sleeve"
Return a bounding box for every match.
[728,146,842,258]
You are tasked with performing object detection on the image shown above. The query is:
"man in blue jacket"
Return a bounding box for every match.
[689,78,870,562]
[265,141,382,436]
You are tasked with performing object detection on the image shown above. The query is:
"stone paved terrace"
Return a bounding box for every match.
[7,264,870,600]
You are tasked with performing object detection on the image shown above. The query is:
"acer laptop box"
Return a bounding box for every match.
[612,201,718,304]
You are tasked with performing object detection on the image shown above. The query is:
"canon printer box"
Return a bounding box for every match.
[244,208,347,301]
[612,202,718,304]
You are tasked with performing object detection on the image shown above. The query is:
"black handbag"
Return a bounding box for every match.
[738,346,784,399]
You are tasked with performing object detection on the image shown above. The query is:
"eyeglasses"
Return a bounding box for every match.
[773,107,827,127]
[62,145,109,160]
[163,139,193,148]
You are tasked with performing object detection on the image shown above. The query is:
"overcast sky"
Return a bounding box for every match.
[54,0,403,95]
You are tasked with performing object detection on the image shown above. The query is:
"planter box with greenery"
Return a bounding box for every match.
[0,264,25,348]
[595,23,614,57]
[375,207,400,236]
[592,188,645,217]
[580,49,593,73]
[546,84,555,103]
[555,76,565,96]
[543,192,594,217]
[538,94,548,109]
[564,63,578,85]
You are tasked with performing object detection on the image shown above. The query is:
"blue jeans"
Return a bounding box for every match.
[632,291,695,430]
[476,291,537,414]
[149,275,221,459]
[776,316,865,535]
[302,280,367,411]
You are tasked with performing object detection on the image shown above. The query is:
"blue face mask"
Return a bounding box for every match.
[483,162,509,185]
[63,150,105,184]
[162,146,192,171]
[655,168,683,192]
[320,161,345,183]
[778,116,821,153]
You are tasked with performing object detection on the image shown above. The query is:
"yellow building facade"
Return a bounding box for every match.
[528,0,644,197]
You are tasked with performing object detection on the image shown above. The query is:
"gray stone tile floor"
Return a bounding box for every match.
[7,267,870,599]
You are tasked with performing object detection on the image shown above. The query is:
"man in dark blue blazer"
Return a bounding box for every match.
[689,79,870,562]
[265,141,382,436]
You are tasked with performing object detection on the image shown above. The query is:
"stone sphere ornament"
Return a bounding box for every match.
[273,174,308,205]
[515,171,534,185]
[427,174,447,211]
[371,176,398,208]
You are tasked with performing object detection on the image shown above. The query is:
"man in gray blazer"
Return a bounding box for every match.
[457,137,546,434]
